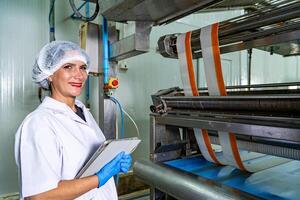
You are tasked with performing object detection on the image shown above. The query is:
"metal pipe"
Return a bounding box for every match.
[161,96,300,113]
[102,17,109,84]
[49,0,55,42]
[219,3,300,37]
[158,1,300,58]
[190,1,300,43]
[198,81,300,90]
[247,48,252,87]
[133,160,256,200]
[85,0,90,102]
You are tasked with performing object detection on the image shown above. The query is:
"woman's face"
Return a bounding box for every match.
[49,60,88,99]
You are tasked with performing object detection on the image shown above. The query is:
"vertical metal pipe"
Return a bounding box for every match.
[49,0,55,42]
[247,48,252,87]
[85,0,90,102]
[196,58,200,87]
[102,17,109,84]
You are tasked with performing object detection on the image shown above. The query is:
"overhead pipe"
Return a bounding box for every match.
[158,0,300,58]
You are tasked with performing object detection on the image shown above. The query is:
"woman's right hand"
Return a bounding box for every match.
[95,151,132,187]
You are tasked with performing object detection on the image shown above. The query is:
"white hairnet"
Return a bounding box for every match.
[32,41,90,90]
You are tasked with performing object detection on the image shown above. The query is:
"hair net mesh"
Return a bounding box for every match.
[32,41,90,89]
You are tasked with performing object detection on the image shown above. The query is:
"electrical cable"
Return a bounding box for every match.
[85,0,90,17]
[110,96,124,186]
[109,97,140,186]
[49,0,56,41]
[48,0,55,24]
[71,1,87,19]
[115,107,119,139]
[69,0,99,21]
[122,108,140,137]
[110,97,125,139]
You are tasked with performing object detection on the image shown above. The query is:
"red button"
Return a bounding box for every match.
[112,80,118,86]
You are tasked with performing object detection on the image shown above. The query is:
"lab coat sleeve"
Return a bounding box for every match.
[18,113,62,197]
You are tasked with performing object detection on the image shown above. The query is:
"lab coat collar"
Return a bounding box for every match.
[40,96,88,124]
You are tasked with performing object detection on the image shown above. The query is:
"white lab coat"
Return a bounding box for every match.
[15,97,118,200]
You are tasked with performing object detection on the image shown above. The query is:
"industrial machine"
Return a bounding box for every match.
[100,0,300,199]
[134,84,300,200]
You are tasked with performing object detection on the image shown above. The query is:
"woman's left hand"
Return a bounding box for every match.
[120,154,132,173]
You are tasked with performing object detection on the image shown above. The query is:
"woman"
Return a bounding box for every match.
[14,41,132,199]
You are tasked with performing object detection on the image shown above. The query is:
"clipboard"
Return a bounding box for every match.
[76,137,141,178]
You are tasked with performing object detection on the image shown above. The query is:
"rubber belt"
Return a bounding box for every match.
[200,23,290,172]
[177,32,222,165]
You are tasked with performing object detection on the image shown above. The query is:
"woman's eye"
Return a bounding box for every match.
[80,66,87,70]
[63,65,72,70]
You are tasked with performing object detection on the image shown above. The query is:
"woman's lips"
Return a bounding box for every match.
[69,82,82,88]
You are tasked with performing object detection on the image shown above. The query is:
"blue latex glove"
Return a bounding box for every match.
[96,152,132,187]
[120,154,132,173]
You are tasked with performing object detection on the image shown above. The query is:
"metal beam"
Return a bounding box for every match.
[154,114,300,142]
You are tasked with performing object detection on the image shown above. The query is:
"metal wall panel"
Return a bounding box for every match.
[0,0,47,195]
[0,0,84,195]
[251,49,300,84]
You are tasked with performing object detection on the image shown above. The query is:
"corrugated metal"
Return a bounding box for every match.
[0,0,47,195]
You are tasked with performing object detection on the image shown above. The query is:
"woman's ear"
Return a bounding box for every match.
[48,75,53,82]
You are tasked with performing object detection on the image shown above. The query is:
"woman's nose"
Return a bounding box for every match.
[73,68,86,80]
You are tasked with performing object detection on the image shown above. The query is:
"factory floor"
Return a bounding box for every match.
[130,196,149,200]
[0,193,18,200]
[119,189,150,200]
[0,193,150,200]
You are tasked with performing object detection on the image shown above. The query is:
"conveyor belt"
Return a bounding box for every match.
[164,156,300,200]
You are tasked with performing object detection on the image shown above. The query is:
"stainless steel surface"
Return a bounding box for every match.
[103,99,116,139]
[206,0,271,10]
[154,114,300,143]
[110,22,152,61]
[157,0,300,58]
[133,160,258,200]
[257,41,300,57]
[150,89,300,160]
[100,0,223,25]
[150,116,183,162]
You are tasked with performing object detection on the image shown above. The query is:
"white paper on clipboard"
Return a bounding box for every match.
[76,137,141,178]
